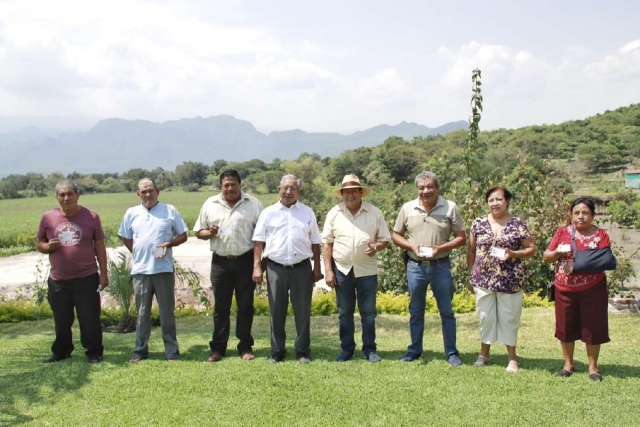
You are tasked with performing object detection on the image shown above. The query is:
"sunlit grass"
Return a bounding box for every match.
[1,309,638,426]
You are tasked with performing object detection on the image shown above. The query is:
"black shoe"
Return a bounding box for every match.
[589,373,603,382]
[365,352,382,363]
[44,354,71,363]
[335,351,354,362]
[88,356,103,364]
[556,369,574,377]
[268,353,285,364]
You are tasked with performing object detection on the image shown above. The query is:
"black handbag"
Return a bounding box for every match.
[571,228,617,273]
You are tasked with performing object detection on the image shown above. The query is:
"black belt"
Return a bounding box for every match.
[213,250,252,260]
[267,258,309,269]
[412,256,449,266]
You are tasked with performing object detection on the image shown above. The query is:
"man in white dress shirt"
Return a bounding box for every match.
[252,174,323,364]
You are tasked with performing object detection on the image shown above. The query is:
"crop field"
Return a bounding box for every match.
[0,191,279,252]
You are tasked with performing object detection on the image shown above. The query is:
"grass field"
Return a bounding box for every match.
[0,191,280,252]
[1,309,639,426]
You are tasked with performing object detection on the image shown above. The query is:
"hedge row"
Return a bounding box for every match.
[0,291,552,324]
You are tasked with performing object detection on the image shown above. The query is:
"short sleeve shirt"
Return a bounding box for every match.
[321,201,391,277]
[253,201,321,265]
[193,192,263,256]
[547,225,609,292]
[470,215,532,293]
[118,202,188,275]
[37,207,105,281]
[393,196,464,260]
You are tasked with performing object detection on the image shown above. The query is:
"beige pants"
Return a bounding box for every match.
[474,287,523,346]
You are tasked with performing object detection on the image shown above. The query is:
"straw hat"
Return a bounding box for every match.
[332,174,371,197]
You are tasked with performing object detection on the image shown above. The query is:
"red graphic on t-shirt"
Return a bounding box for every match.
[55,222,83,246]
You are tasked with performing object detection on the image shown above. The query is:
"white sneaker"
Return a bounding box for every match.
[506,360,520,373]
[473,355,490,367]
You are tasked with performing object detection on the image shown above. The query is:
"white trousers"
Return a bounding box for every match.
[474,287,523,347]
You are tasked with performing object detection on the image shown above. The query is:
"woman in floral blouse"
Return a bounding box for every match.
[543,197,611,381]
[467,186,536,373]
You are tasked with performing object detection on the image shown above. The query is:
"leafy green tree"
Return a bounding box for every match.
[99,176,126,193]
[607,201,638,227]
[175,161,207,186]
[577,142,625,171]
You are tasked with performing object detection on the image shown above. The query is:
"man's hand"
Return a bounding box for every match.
[209,225,220,237]
[252,266,263,284]
[99,274,109,290]
[313,268,324,283]
[411,244,423,259]
[364,241,377,258]
[48,238,62,253]
[324,270,336,288]
[155,242,170,258]
[430,245,442,258]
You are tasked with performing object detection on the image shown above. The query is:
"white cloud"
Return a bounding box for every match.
[0,1,639,135]
[584,39,640,79]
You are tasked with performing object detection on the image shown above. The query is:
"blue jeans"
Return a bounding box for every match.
[406,259,458,358]
[334,267,378,355]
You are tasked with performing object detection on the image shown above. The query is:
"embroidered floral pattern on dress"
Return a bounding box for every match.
[549,225,608,292]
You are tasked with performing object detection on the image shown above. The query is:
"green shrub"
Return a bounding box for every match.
[311,291,338,316]
[0,300,52,322]
[451,292,476,314]
[1,291,555,323]
[607,200,638,227]
[254,296,270,316]
[522,292,553,308]
[376,291,409,315]
[100,307,125,327]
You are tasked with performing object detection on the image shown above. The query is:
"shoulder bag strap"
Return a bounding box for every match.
[570,226,578,254]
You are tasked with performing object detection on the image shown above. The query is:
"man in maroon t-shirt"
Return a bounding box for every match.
[36,180,109,363]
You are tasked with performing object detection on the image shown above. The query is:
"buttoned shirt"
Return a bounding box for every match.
[193,192,263,256]
[321,201,391,277]
[393,196,464,260]
[252,200,321,265]
[118,202,188,275]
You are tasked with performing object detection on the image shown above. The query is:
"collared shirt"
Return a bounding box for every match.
[118,202,188,275]
[321,201,391,277]
[393,196,464,260]
[193,192,263,256]
[252,200,321,265]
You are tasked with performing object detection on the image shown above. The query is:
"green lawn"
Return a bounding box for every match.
[0,191,280,251]
[1,309,639,426]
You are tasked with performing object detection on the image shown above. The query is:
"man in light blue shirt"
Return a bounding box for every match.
[118,178,188,362]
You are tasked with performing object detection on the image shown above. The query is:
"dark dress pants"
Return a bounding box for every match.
[266,259,313,358]
[209,251,256,355]
[47,273,103,358]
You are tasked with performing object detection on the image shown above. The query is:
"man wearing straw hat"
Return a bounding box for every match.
[322,174,391,363]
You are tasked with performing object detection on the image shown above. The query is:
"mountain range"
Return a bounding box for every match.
[0,116,467,174]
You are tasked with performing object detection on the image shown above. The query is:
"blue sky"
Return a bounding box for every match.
[0,0,638,133]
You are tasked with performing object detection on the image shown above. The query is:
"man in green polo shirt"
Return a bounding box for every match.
[392,171,466,366]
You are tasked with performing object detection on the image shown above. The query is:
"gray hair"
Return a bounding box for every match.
[280,174,302,190]
[137,177,159,191]
[414,171,440,188]
[54,180,80,196]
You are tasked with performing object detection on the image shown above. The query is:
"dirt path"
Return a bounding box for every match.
[1,225,637,301]
[0,237,330,301]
